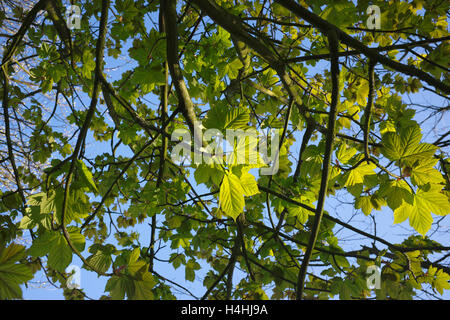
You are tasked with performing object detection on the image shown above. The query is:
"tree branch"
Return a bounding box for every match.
[275,0,450,94]
[295,29,340,300]
[363,60,376,162]
[1,0,49,205]
[164,0,203,146]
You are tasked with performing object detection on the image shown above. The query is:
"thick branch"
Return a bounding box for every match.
[285,36,450,63]
[296,29,340,300]
[164,0,203,146]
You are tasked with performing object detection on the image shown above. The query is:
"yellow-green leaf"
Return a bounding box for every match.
[342,162,376,186]
[410,158,445,186]
[0,243,33,300]
[239,171,259,196]
[381,126,437,165]
[219,172,245,220]
[393,189,450,235]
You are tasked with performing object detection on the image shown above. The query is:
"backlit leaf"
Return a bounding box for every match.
[219,172,245,220]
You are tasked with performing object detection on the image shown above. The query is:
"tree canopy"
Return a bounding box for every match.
[0,0,449,300]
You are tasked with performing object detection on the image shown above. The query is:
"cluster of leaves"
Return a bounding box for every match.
[0,0,449,300]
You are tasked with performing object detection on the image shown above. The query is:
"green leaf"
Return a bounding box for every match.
[287,205,310,224]
[24,189,90,227]
[47,237,72,272]
[394,189,450,235]
[0,243,27,271]
[381,126,437,165]
[40,190,56,215]
[224,108,250,130]
[0,243,33,299]
[169,253,185,270]
[105,260,156,300]
[77,160,98,193]
[405,202,433,236]
[320,3,356,30]
[194,164,224,186]
[393,202,412,225]
[129,248,140,264]
[86,249,112,274]
[356,80,369,106]
[226,131,262,168]
[379,179,414,210]
[81,49,95,79]
[410,158,445,186]
[128,261,148,280]
[18,215,34,230]
[132,272,156,299]
[434,269,450,295]
[105,276,130,300]
[28,228,85,272]
[0,263,33,300]
[415,189,450,216]
[341,162,376,186]
[239,171,259,196]
[2,192,23,210]
[355,196,373,216]
[336,143,357,164]
[219,172,245,220]
[204,106,249,131]
[300,145,323,178]
[225,58,244,79]
[334,255,350,269]
[27,231,54,257]
[54,189,90,225]
[194,164,212,185]
[185,259,201,282]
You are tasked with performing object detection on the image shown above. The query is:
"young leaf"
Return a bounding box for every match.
[336,143,357,164]
[410,158,445,186]
[379,179,414,210]
[239,171,259,196]
[28,228,85,272]
[132,272,156,300]
[77,160,99,193]
[287,205,310,224]
[204,106,249,131]
[434,269,450,295]
[381,126,437,165]
[86,250,112,274]
[355,196,374,216]
[219,172,245,220]
[341,162,376,186]
[394,189,450,236]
